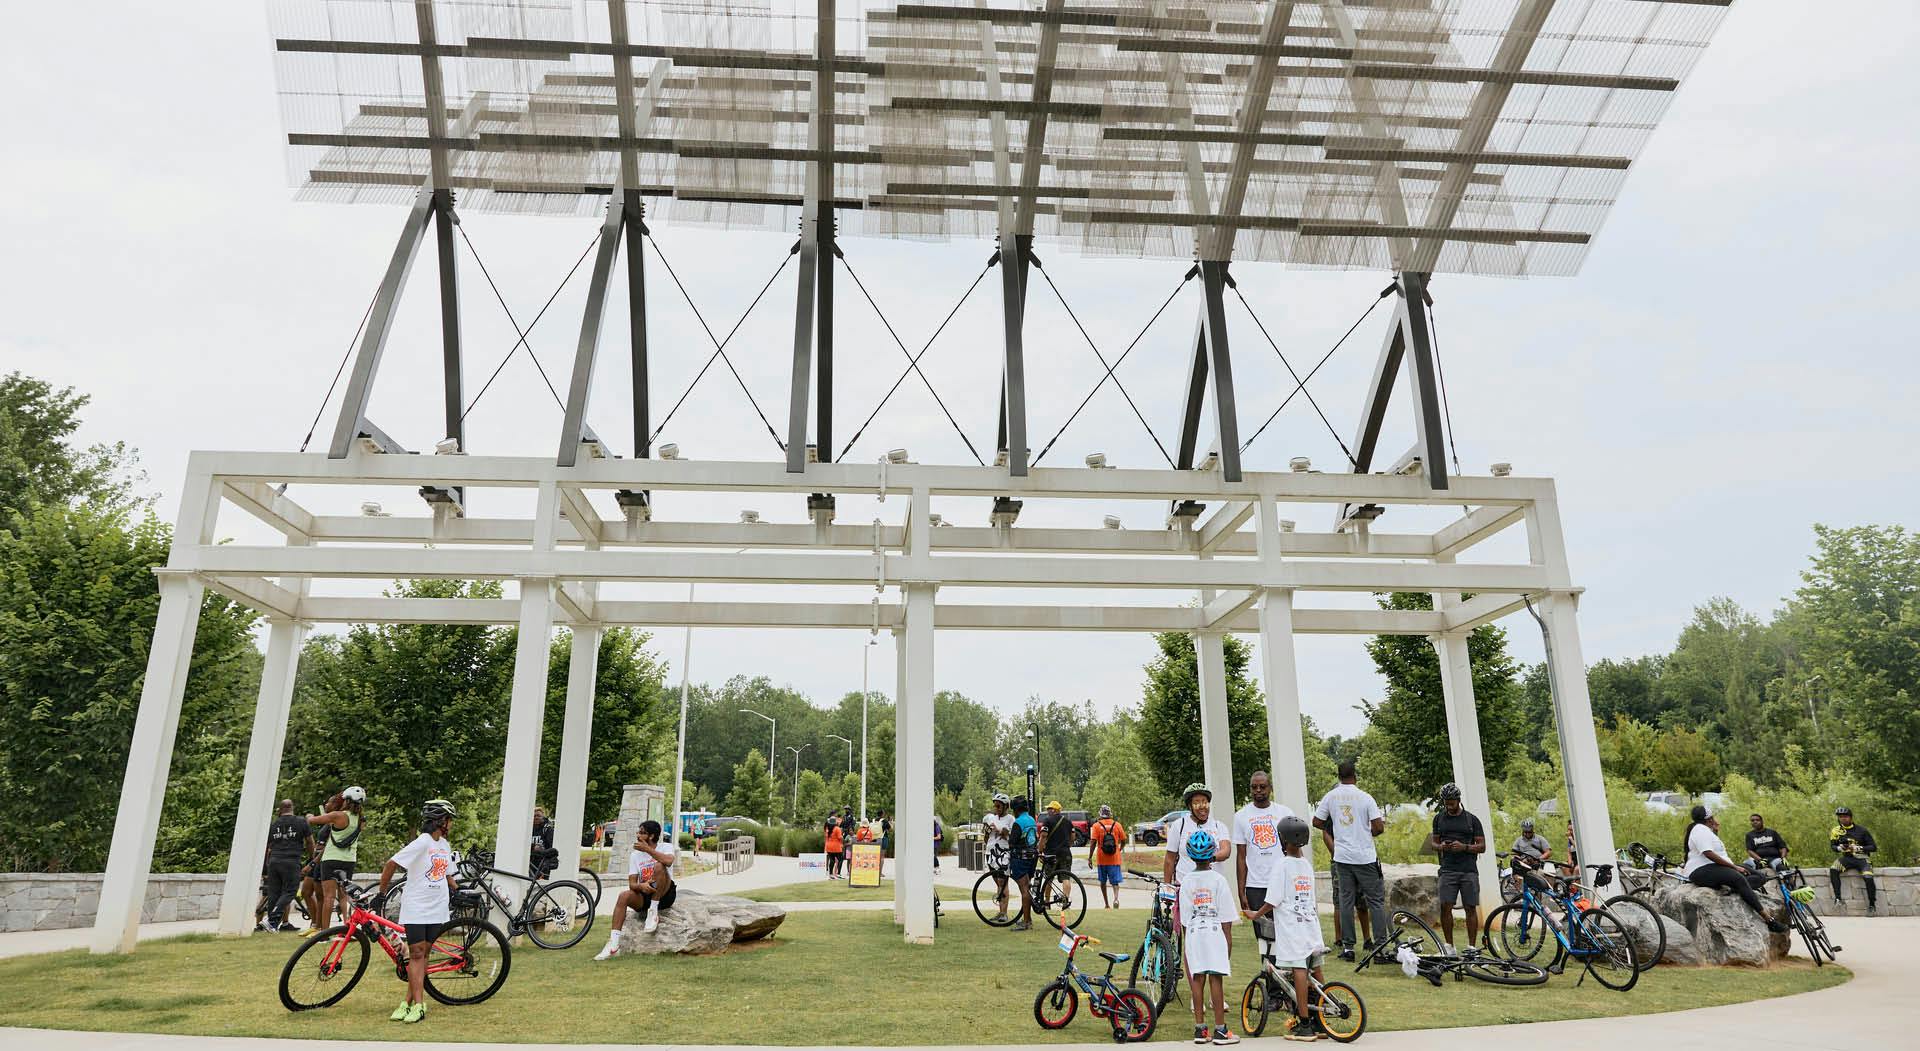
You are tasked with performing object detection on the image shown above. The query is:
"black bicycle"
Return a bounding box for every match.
[974,854,1087,931]
[1761,866,1841,965]
[1358,909,1549,987]
[531,847,602,920]
[1124,870,1183,1013]
[1242,914,1367,1041]
[384,846,593,950]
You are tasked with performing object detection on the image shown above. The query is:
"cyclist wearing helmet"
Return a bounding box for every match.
[1265,816,1326,1042]
[308,785,367,928]
[1828,807,1878,915]
[1162,782,1232,888]
[982,793,1015,920]
[1176,828,1237,1045]
[1425,782,1485,950]
[1509,817,1555,895]
[377,799,458,1024]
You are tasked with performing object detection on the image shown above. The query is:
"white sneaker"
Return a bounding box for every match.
[593,933,621,961]
[644,907,660,933]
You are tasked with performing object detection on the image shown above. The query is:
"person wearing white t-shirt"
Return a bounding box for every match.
[595,819,680,960]
[1312,761,1387,961]
[377,799,459,1025]
[1679,806,1783,931]
[1259,816,1328,1043]
[1176,829,1238,1045]
[1231,771,1295,920]
[981,793,1015,921]
[1162,783,1233,889]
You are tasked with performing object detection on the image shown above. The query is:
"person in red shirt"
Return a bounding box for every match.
[1086,805,1129,909]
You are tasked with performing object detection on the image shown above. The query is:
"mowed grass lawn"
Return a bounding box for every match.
[0,911,1847,1045]
[743,879,897,902]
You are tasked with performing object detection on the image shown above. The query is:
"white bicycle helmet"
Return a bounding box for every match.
[341,785,367,804]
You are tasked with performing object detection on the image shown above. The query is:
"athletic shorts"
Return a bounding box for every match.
[1275,950,1325,971]
[404,922,444,945]
[1010,854,1036,879]
[1244,886,1268,913]
[316,860,356,885]
[1437,869,1480,907]
[1098,864,1124,887]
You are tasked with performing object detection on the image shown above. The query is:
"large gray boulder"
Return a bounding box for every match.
[1609,899,1700,965]
[1381,864,1440,921]
[1650,883,1787,966]
[616,890,786,955]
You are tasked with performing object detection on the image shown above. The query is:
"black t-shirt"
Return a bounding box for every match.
[266,814,309,862]
[1040,813,1073,858]
[1431,810,1484,873]
[531,819,555,852]
[1745,827,1787,861]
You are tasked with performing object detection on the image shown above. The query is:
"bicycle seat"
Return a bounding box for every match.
[1099,950,1131,965]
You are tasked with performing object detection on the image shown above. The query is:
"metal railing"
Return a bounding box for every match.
[719,835,756,876]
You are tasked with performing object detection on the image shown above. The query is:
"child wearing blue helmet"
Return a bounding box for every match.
[1178,827,1237,1045]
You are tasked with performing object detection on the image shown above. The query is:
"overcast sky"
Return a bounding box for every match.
[4,3,1917,739]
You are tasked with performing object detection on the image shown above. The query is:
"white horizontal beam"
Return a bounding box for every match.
[1441,591,1544,633]
[1433,505,1526,557]
[1197,501,1257,553]
[190,451,1548,506]
[1202,589,1259,628]
[205,575,302,620]
[222,482,314,541]
[557,485,602,544]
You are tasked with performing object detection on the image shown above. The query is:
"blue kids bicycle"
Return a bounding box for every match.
[1481,862,1641,990]
[1033,929,1158,1043]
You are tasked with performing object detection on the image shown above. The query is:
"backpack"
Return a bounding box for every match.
[1099,823,1118,856]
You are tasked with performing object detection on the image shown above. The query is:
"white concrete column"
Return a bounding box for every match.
[552,624,601,888]
[93,472,219,954]
[492,575,557,900]
[1433,632,1499,893]
[1194,631,1236,813]
[1542,593,1616,876]
[893,626,907,925]
[898,581,938,944]
[1256,590,1309,818]
[217,616,310,935]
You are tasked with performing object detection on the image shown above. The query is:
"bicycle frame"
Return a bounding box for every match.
[1057,935,1139,1018]
[319,899,475,983]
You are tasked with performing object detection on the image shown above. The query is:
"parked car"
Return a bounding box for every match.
[1643,790,1688,815]
[1133,810,1187,847]
[1061,810,1091,847]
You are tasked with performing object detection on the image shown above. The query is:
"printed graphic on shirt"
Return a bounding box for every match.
[1249,818,1279,849]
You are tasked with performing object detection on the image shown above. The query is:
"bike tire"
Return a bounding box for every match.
[422,918,512,1005]
[1792,904,1835,965]
[1571,908,1639,992]
[1239,974,1275,1037]
[1129,928,1181,1012]
[1460,957,1550,987]
[1482,902,1552,964]
[1603,893,1666,969]
[973,870,1016,927]
[1388,909,1444,956]
[524,880,594,950]
[1033,979,1079,1029]
[1316,980,1368,1043]
[1111,988,1157,1043]
[1038,871,1089,931]
[378,881,405,924]
[573,868,602,919]
[278,925,369,1011]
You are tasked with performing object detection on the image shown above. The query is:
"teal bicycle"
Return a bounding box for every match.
[1124,870,1181,1013]
[1482,863,1640,990]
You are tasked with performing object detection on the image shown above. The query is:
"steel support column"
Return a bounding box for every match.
[328,189,435,458]
[892,626,908,925]
[625,198,650,459]
[1540,593,1616,877]
[216,616,310,935]
[491,483,560,903]
[1173,261,1243,481]
[557,192,627,466]
[996,235,1030,475]
[1254,497,1309,818]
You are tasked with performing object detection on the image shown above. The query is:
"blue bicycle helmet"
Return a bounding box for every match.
[1184,828,1216,863]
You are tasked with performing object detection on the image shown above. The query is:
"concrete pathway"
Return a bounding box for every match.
[0,916,1902,1050]
[0,919,217,961]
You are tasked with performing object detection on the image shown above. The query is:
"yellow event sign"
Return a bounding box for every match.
[849,843,884,888]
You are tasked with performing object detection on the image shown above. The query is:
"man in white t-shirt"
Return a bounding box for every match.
[1231,771,1295,920]
[1312,761,1387,961]
[981,793,1015,921]
[377,799,458,1025]
[595,819,679,960]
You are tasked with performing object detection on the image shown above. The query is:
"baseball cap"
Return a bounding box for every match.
[1047,800,1062,811]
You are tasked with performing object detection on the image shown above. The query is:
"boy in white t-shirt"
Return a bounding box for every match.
[1177,829,1238,1046]
[377,799,458,1025]
[595,819,680,960]
[1260,816,1328,1042]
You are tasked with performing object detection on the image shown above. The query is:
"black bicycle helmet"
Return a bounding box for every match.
[1278,815,1311,848]
[422,798,457,826]
[1834,806,1852,817]
[1438,782,1462,801]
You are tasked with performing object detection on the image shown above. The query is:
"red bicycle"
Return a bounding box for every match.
[278,883,511,1011]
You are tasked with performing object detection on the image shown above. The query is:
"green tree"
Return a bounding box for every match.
[536,628,673,833]
[0,372,141,527]
[793,769,831,823]
[956,765,992,823]
[1664,598,1788,781]
[1586,656,1670,727]
[1781,524,1920,803]
[933,691,1002,792]
[0,503,260,871]
[723,749,777,824]
[1361,593,1525,796]
[1647,727,1722,795]
[1137,632,1270,797]
[1080,726,1164,827]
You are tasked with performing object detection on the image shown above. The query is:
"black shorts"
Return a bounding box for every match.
[1244,886,1268,912]
[631,882,678,911]
[404,922,444,945]
[316,860,355,884]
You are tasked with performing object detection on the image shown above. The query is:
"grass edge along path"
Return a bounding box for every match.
[742,879,897,903]
[0,912,1849,1045]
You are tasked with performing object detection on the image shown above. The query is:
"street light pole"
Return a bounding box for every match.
[741,708,776,773]
[860,636,872,822]
[670,581,694,843]
[1804,674,1823,737]
[827,734,854,775]
[786,744,810,819]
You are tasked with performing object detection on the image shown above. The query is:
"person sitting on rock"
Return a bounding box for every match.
[1828,807,1878,916]
[595,819,678,960]
[1679,806,1785,933]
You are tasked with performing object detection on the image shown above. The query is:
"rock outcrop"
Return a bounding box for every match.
[614,891,786,955]
[1649,882,1788,966]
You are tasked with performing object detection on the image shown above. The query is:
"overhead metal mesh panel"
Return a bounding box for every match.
[268,0,1732,276]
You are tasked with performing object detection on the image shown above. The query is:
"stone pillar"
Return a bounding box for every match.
[610,783,666,874]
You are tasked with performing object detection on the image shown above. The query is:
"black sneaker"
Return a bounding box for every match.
[1284,1018,1318,1042]
[1194,1025,1211,1044]
[1868,904,1878,916]
[1212,1025,1240,1045]
[1337,947,1355,963]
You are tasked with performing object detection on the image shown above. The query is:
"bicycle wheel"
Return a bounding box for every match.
[1571,908,1639,991]
[378,881,405,924]
[973,870,1016,927]
[1033,979,1079,1029]
[1482,902,1552,964]
[423,919,512,1005]
[278,925,370,1011]
[1038,871,1088,931]
[1388,909,1443,956]
[1603,893,1666,969]
[1460,957,1550,987]
[573,868,602,919]
[524,880,594,950]
[1315,981,1367,1044]
[1129,928,1181,1012]
[1239,974,1275,1037]
[1792,904,1835,965]
[1111,988,1157,1043]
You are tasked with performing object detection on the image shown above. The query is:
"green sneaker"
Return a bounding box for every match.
[403,1001,426,1024]
[389,1001,411,1022]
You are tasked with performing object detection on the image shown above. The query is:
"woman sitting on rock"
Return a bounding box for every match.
[1679,805,1785,933]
